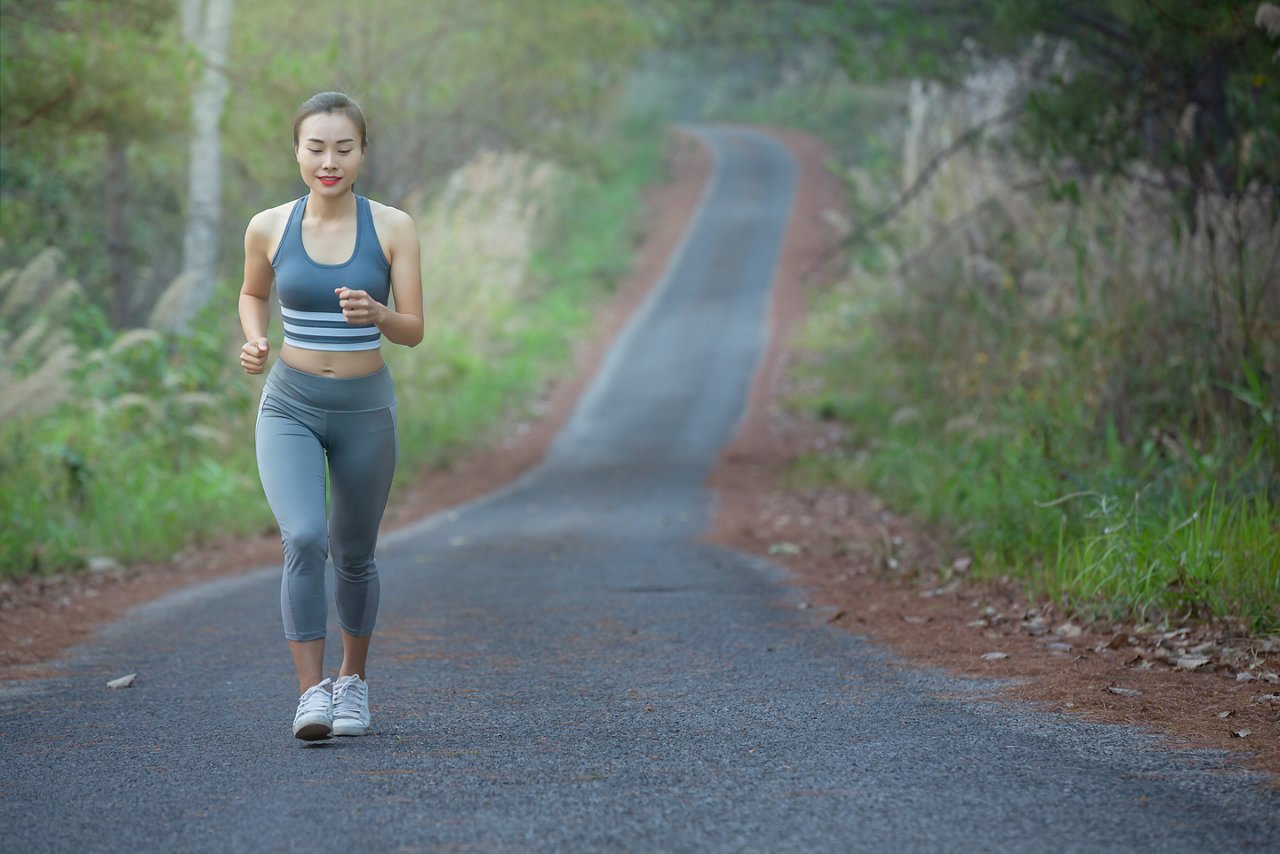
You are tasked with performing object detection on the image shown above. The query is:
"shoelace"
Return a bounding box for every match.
[296,678,332,718]
[333,677,367,719]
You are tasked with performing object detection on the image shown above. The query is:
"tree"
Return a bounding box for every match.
[660,0,1280,203]
[165,0,234,334]
[0,0,187,327]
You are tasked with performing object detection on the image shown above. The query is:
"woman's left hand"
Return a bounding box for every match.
[335,287,386,326]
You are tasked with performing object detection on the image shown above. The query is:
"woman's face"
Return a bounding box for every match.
[295,112,365,198]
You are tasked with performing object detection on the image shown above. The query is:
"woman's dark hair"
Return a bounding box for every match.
[292,91,368,150]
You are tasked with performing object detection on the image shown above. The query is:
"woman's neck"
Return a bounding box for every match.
[306,190,356,222]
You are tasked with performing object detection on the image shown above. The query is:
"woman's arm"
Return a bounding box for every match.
[338,206,423,347]
[239,214,276,374]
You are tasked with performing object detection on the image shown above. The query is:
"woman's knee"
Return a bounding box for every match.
[282,522,328,570]
[333,554,378,585]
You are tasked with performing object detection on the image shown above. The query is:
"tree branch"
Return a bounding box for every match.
[854,105,1021,242]
[798,104,1023,284]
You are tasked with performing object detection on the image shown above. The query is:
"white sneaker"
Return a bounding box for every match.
[293,677,333,740]
[332,674,370,736]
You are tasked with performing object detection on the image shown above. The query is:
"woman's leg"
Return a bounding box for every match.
[325,403,398,670]
[339,630,373,680]
[256,395,331,693]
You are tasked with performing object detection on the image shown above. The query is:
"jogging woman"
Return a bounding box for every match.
[238,91,423,740]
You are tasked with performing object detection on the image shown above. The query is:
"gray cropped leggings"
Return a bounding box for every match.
[256,361,397,641]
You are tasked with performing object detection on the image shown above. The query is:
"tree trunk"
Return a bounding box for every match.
[168,0,234,333]
[104,129,131,329]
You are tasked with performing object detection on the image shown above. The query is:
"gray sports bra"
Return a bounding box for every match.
[270,194,391,351]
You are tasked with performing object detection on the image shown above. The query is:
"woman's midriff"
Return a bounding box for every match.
[280,343,386,378]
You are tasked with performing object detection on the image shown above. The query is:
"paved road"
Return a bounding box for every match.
[3,127,1277,853]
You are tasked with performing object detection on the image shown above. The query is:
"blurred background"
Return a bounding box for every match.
[1,1,1276,628]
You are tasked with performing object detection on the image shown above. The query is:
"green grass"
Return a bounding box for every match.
[788,258,1280,632]
[1050,490,1280,625]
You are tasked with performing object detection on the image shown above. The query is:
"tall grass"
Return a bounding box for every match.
[0,117,664,577]
[711,68,1279,631]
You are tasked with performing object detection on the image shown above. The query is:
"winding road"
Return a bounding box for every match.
[2,127,1276,852]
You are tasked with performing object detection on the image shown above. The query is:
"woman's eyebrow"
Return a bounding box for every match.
[305,137,356,144]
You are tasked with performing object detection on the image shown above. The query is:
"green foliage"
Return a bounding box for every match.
[0,116,665,578]
[793,261,1279,629]
[1052,490,1279,629]
[0,0,189,305]
[660,1,1280,199]
[0,288,265,572]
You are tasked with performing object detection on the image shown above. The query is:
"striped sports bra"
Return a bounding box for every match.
[271,194,391,351]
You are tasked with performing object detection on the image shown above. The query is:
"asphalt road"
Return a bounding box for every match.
[2,127,1277,853]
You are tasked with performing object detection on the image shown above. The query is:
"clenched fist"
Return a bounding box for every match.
[240,337,270,374]
[335,287,386,326]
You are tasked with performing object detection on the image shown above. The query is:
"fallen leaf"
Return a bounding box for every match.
[87,556,121,575]
[1107,686,1142,697]
[1106,633,1131,650]
[1047,642,1074,653]
[919,581,960,598]
[952,557,972,573]
[1176,656,1211,670]
[1230,729,1251,738]
[644,703,654,713]
[1252,693,1280,704]
[967,619,989,628]
[901,615,930,624]
[107,673,137,689]
[1054,622,1083,639]
[826,610,847,624]
[981,652,1009,661]
[1217,710,1232,718]
[1236,672,1257,683]
[768,542,801,556]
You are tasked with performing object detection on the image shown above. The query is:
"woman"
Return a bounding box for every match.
[239,91,423,740]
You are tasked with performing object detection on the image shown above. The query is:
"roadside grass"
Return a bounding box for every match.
[790,277,1280,631]
[706,70,1279,632]
[0,117,664,577]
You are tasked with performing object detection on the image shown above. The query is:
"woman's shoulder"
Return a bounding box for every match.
[365,197,417,250]
[245,199,300,259]
[365,197,414,229]
[247,199,299,235]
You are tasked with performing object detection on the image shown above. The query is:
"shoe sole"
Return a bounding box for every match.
[293,713,333,740]
[294,721,332,740]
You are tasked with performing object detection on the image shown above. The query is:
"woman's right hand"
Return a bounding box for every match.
[240,337,270,374]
